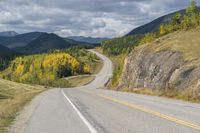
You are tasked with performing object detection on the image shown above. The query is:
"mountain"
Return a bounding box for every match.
[67,36,109,44]
[126,7,200,36]
[0,44,20,58]
[0,32,44,48]
[0,36,11,43]
[20,33,75,54]
[0,31,18,37]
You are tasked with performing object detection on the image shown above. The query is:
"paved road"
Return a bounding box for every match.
[22,50,200,133]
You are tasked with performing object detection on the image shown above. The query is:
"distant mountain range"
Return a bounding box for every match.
[126,7,200,36]
[67,36,109,44]
[20,33,76,54]
[0,31,103,56]
[0,32,44,48]
[0,31,18,37]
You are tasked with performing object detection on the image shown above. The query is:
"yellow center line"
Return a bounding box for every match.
[99,94,200,131]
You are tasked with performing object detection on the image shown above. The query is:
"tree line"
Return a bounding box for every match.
[159,0,199,35]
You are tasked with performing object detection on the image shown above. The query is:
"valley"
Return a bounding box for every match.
[0,0,200,133]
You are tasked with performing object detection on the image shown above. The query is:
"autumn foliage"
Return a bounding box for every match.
[2,52,91,86]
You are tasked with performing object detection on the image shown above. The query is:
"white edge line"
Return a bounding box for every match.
[61,89,98,133]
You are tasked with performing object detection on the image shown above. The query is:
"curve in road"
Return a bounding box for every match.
[10,50,200,133]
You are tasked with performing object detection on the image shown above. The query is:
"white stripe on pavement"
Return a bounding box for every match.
[61,89,98,133]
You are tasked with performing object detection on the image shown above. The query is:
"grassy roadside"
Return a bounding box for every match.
[0,79,46,133]
[90,59,103,75]
[151,30,200,65]
[122,88,200,103]
[66,75,95,87]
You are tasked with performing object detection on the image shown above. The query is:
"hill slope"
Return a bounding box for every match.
[119,30,200,99]
[0,45,19,58]
[0,32,44,48]
[20,33,76,54]
[126,7,200,36]
[0,78,45,132]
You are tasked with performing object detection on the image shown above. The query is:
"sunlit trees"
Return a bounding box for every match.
[186,0,198,15]
[140,33,157,44]
[159,24,166,35]
[160,0,199,32]
[83,64,91,74]
[171,13,182,30]
[102,35,142,56]
[2,52,92,85]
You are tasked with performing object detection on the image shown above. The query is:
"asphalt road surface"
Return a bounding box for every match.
[20,50,200,133]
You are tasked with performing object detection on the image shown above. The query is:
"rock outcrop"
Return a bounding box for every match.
[119,44,200,93]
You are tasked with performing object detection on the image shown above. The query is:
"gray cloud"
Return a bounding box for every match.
[0,0,199,37]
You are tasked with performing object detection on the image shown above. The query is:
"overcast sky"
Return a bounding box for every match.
[0,0,199,37]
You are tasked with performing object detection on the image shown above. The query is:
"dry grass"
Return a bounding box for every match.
[0,79,45,133]
[122,88,200,103]
[150,29,200,65]
[107,54,126,88]
[66,76,95,87]
[90,60,103,75]
[94,47,103,54]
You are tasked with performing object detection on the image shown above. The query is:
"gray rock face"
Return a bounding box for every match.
[119,45,200,93]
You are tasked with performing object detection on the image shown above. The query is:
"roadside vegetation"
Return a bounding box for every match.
[123,87,200,103]
[66,75,95,87]
[107,54,126,88]
[0,79,45,133]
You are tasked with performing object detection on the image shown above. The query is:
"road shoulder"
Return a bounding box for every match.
[7,91,47,133]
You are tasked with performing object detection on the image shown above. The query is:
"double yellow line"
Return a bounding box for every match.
[100,94,200,131]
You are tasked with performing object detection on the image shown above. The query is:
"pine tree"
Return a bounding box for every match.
[186,0,198,15]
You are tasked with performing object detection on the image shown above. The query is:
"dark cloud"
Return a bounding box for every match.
[0,0,199,37]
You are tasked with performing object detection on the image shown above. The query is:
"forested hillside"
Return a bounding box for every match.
[0,32,44,49]
[1,47,99,87]
[103,1,200,56]
[126,6,200,36]
[102,35,142,56]
[0,45,21,71]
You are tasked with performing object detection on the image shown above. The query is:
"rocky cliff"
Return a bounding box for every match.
[119,30,200,95]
